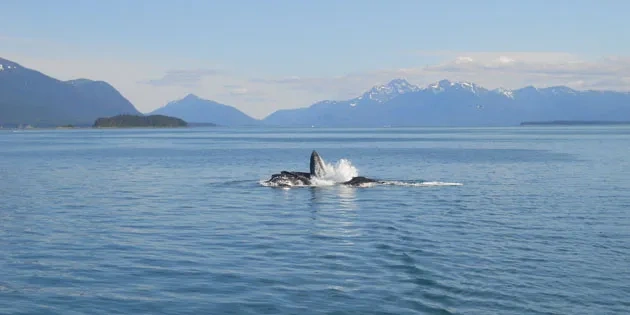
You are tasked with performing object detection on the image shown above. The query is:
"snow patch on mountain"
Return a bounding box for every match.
[0,64,15,71]
[361,78,420,102]
[458,81,479,94]
[428,81,445,94]
[0,58,19,72]
[425,79,483,94]
[546,86,577,95]
[495,87,515,99]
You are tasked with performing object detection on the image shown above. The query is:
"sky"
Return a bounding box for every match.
[2,0,630,118]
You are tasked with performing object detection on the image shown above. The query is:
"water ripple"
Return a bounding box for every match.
[1,127,629,314]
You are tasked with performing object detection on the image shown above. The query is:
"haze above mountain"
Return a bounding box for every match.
[2,57,629,127]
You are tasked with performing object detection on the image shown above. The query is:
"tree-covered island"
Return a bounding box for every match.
[93,114,188,128]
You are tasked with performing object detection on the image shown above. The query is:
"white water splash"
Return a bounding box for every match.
[381,181,463,187]
[260,157,359,187]
[260,155,463,188]
[312,158,359,185]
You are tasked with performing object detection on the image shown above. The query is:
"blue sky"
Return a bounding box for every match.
[2,0,629,118]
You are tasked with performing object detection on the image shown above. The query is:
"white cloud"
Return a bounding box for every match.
[455,56,474,64]
[226,86,249,96]
[498,56,514,64]
[141,69,225,87]
[415,52,630,90]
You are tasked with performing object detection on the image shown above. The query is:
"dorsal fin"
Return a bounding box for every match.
[310,150,327,178]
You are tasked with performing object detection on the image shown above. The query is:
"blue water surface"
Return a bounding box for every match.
[1,126,629,314]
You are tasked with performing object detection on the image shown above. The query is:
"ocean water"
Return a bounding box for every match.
[1,126,629,314]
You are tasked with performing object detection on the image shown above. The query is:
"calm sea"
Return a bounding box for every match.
[1,126,629,314]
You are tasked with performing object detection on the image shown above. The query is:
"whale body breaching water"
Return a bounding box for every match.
[260,150,463,188]
[262,150,381,187]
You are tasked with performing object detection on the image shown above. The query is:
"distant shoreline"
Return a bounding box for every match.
[520,120,630,126]
[0,124,222,130]
[4,121,630,130]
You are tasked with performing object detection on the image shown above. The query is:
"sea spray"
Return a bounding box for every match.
[310,158,359,186]
[324,158,359,182]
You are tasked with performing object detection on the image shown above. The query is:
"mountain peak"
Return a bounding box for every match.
[66,78,111,87]
[0,57,140,126]
[162,93,204,108]
[149,94,259,126]
[542,86,577,95]
[183,93,200,100]
[425,79,484,94]
[360,78,420,103]
[67,78,94,85]
[494,87,515,99]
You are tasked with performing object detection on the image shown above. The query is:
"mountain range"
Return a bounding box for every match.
[263,79,630,127]
[0,57,140,127]
[2,56,630,127]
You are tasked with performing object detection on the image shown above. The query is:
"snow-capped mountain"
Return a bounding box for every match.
[263,78,630,127]
[265,78,423,125]
[423,79,487,95]
[359,78,421,103]
[493,87,515,99]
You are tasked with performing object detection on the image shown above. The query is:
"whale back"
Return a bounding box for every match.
[310,150,327,178]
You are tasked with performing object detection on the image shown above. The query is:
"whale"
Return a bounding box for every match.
[263,150,383,187]
[310,150,327,178]
[342,176,380,186]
